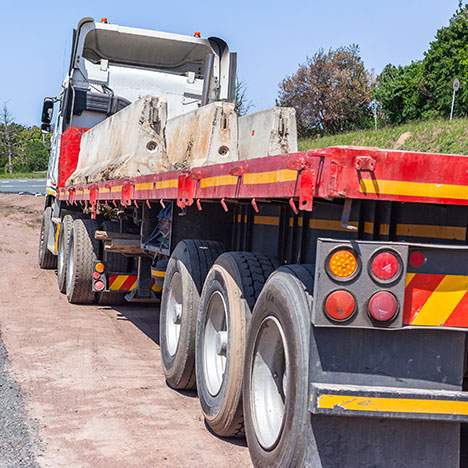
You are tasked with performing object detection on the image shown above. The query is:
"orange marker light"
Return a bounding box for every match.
[101,18,109,24]
[95,262,105,273]
[194,31,201,38]
[327,249,358,279]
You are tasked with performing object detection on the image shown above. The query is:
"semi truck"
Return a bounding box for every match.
[38,17,468,467]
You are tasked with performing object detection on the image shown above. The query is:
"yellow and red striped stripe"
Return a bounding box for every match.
[109,274,138,291]
[108,274,163,293]
[404,273,468,327]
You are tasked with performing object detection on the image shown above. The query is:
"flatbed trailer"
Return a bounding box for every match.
[49,143,468,467]
[38,17,468,468]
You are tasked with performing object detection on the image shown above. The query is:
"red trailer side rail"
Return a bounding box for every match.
[57,146,468,212]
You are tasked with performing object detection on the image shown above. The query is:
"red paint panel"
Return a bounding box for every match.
[444,291,468,327]
[403,274,445,324]
[58,127,88,188]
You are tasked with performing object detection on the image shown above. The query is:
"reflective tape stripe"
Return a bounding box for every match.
[317,393,468,416]
[411,275,468,326]
[360,178,468,201]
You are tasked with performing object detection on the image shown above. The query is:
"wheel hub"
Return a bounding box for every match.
[203,291,228,396]
[250,315,289,451]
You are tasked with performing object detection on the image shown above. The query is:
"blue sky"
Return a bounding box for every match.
[0,0,462,125]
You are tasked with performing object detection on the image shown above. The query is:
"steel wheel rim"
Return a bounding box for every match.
[203,290,228,396]
[251,316,289,451]
[66,235,74,293]
[166,271,183,356]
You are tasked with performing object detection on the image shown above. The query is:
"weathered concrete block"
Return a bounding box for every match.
[238,107,297,160]
[68,96,168,185]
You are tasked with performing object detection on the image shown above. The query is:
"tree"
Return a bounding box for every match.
[13,126,50,172]
[277,45,374,137]
[422,4,468,118]
[374,61,427,125]
[234,80,253,116]
[375,5,468,123]
[0,103,16,174]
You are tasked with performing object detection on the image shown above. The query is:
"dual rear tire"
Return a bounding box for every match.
[242,265,314,467]
[195,252,278,437]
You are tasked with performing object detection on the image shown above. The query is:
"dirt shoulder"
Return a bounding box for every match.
[0,194,251,468]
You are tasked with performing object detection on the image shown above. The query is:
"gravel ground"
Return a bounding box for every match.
[0,334,39,467]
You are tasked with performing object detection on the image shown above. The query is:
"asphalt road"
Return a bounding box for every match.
[0,179,46,195]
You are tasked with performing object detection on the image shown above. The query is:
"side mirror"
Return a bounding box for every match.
[41,97,54,132]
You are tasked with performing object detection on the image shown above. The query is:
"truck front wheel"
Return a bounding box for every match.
[66,218,98,305]
[160,240,224,390]
[196,252,277,437]
[243,265,314,468]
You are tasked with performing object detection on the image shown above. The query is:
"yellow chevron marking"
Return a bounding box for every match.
[364,222,374,235]
[396,224,466,241]
[151,270,166,278]
[254,216,280,226]
[109,275,129,291]
[359,178,468,201]
[156,179,178,190]
[54,223,61,254]
[243,169,297,185]
[200,175,238,188]
[289,217,304,227]
[317,394,468,416]
[405,273,416,287]
[411,275,468,326]
[135,182,154,191]
[152,283,162,293]
[309,219,358,232]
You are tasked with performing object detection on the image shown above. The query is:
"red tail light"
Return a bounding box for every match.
[92,271,101,280]
[368,291,398,322]
[370,250,401,283]
[94,280,105,292]
[409,250,426,268]
[324,290,356,322]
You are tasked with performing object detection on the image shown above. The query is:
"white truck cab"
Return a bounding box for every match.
[42,17,236,194]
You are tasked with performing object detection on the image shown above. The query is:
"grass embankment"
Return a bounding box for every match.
[0,171,47,180]
[299,118,468,155]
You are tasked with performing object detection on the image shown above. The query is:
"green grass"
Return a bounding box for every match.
[0,171,47,180]
[299,119,468,155]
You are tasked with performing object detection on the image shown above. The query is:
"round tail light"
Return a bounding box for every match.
[370,250,401,283]
[368,291,398,322]
[409,250,426,268]
[92,271,101,280]
[327,249,359,280]
[94,280,105,292]
[324,290,356,322]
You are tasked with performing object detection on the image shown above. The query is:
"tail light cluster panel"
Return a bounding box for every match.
[312,239,409,328]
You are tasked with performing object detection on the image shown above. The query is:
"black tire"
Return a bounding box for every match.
[160,240,224,390]
[243,265,314,468]
[196,252,278,437]
[96,221,128,306]
[66,218,98,305]
[38,206,57,269]
[57,215,74,293]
